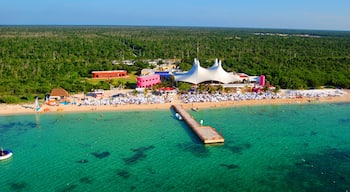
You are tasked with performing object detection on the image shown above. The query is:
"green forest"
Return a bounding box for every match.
[0,26,349,103]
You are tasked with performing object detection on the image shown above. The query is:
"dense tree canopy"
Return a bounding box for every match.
[0,26,349,103]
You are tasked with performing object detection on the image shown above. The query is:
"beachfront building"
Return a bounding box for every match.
[140,69,155,76]
[236,73,266,85]
[174,58,240,84]
[92,70,127,78]
[155,63,177,72]
[157,87,177,95]
[112,60,135,65]
[174,58,265,87]
[49,88,70,100]
[137,74,161,88]
[47,88,70,105]
[155,71,172,81]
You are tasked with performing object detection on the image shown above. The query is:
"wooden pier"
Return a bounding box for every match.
[172,105,224,144]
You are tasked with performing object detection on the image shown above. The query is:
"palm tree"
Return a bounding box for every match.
[263,86,269,92]
[217,85,223,93]
[198,84,206,93]
[208,85,216,94]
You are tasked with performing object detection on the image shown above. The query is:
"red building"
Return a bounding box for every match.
[92,70,127,78]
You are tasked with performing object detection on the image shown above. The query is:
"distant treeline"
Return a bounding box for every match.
[0,26,349,103]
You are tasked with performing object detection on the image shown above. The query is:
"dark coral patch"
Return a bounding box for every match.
[339,118,350,124]
[80,177,94,184]
[0,121,37,134]
[177,143,210,157]
[131,145,155,153]
[117,169,131,179]
[91,151,110,159]
[327,148,350,160]
[9,182,28,191]
[123,152,146,165]
[310,131,318,136]
[123,145,155,165]
[219,164,240,170]
[225,143,252,154]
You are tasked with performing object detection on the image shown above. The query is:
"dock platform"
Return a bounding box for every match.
[172,105,224,144]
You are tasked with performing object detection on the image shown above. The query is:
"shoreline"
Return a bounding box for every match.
[0,89,349,116]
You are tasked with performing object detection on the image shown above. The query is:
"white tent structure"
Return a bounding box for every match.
[174,58,241,84]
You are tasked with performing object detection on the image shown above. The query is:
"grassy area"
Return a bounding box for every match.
[86,74,137,83]
[85,73,138,88]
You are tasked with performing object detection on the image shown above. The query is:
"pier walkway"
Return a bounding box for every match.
[172,105,224,144]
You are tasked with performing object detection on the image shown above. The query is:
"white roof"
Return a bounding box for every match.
[174,59,241,84]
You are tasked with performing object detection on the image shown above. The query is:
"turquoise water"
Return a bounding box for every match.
[0,103,349,192]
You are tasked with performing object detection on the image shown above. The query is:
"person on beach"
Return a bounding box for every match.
[0,148,5,156]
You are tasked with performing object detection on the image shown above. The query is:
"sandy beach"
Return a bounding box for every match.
[0,89,349,116]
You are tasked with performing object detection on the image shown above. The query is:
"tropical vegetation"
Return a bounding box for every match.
[0,26,349,103]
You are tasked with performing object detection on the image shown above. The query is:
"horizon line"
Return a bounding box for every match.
[0,24,349,32]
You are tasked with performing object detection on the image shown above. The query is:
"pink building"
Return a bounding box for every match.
[260,75,266,86]
[137,74,161,88]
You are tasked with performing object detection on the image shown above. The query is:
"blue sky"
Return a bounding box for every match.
[1,0,349,30]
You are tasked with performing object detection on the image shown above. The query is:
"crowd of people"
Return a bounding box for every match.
[282,89,345,98]
[180,92,282,103]
[76,89,346,106]
[181,89,345,103]
[79,93,173,106]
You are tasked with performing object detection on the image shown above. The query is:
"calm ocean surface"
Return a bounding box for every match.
[0,103,349,192]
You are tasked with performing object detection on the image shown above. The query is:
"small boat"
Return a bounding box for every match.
[0,149,13,161]
[175,113,183,120]
[191,107,199,112]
